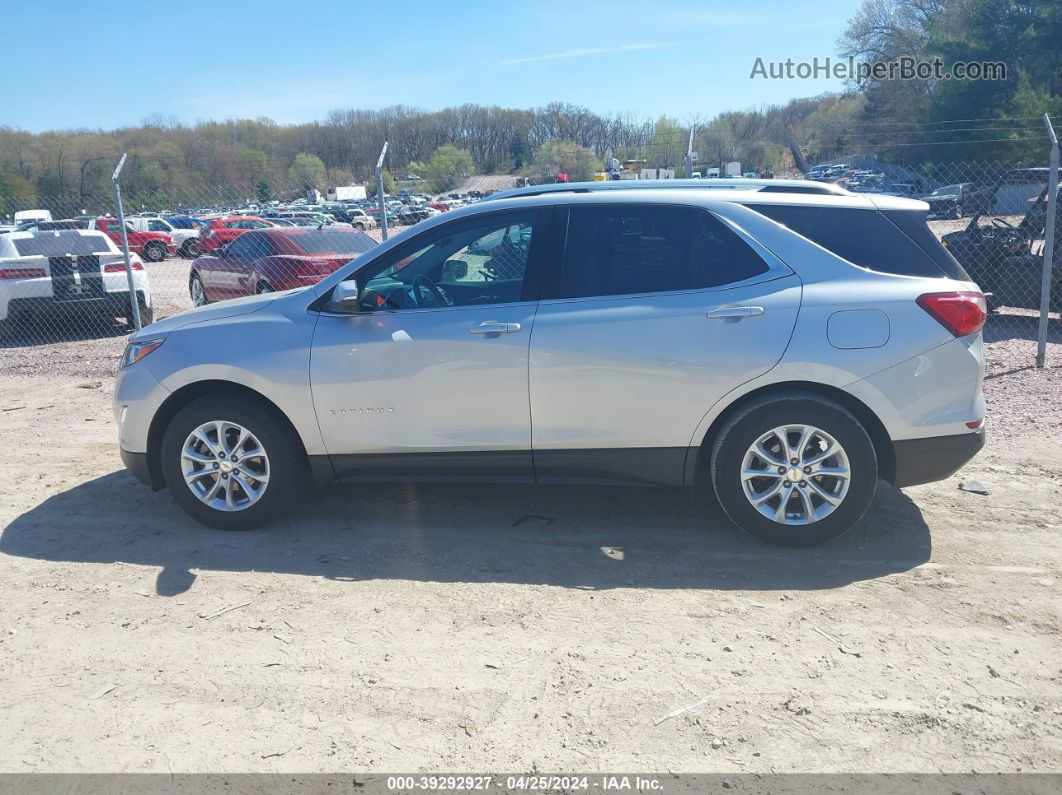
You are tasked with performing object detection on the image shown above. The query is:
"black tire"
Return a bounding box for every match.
[144,241,167,262]
[160,393,307,530]
[129,306,154,326]
[181,239,202,258]
[189,272,208,307]
[710,392,878,547]
[255,281,273,294]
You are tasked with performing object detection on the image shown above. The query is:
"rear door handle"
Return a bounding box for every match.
[706,306,765,320]
[469,321,522,335]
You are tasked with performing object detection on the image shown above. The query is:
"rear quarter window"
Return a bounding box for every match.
[748,204,966,279]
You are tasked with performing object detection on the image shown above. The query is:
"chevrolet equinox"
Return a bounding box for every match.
[114,184,986,546]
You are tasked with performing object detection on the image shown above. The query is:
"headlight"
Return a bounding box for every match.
[122,337,165,368]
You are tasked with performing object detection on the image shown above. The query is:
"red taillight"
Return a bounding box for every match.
[916,291,987,336]
[104,261,144,273]
[0,268,46,279]
[295,260,333,278]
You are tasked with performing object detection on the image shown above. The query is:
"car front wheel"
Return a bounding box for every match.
[144,241,167,262]
[160,394,306,529]
[710,393,878,546]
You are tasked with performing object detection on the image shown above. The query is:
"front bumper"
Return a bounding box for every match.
[120,446,161,490]
[891,428,985,488]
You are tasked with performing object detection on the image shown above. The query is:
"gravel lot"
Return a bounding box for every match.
[0,208,1060,774]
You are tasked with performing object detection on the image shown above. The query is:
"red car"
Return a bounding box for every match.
[90,217,175,262]
[198,216,276,254]
[188,226,377,305]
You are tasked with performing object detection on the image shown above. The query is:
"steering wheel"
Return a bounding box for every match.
[990,217,1017,230]
[411,274,453,307]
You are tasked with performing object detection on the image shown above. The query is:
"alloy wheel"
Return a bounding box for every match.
[740,424,851,526]
[181,421,270,512]
[190,276,207,307]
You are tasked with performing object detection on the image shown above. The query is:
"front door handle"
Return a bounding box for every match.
[706,306,765,320]
[469,321,522,335]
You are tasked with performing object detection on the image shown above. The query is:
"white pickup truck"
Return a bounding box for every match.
[125,216,202,257]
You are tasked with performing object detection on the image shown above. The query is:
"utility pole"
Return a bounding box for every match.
[1036,113,1058,368]
[375,142,389,241]
[684,124,696,179]
[112,153,142,331]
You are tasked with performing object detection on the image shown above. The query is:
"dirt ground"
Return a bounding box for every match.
[0,342,1060,774]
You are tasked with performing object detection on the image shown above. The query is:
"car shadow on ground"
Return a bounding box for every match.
[1,470,932,595]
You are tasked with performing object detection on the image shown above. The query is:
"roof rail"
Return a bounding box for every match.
[487,178,850,201]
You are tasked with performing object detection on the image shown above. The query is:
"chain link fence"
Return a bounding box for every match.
[0,157,1058,373]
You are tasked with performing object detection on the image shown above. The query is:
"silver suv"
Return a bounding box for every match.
[114,184,986,546]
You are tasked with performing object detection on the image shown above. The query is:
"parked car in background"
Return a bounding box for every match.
[117,184,985,547]
[941,184,1060,311]
[15,219,88,232]
[344,208,377,231]
[187,225,376,305]
[197,216,276,254]
[0,229,152,331]
[881,182,923,199]
[13,209,53,226]
[265,211,336,227]
[88,217,176,262]
[923,183,993,219]
[125,216,202,258]
[396,206,440,225]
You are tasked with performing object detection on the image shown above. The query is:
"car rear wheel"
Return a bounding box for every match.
[144,241,167,262]
[255,281,273,294]
[710,393,878,546]
[160,394,307,530]
[189,273,208,307]
[181,239,202,258]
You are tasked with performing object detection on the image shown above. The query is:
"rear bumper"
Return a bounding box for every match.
[7,290,148,319]
[891,428,985,488]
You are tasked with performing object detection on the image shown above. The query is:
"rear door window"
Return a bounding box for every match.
[557,205,769,299]
[748,204,965,279]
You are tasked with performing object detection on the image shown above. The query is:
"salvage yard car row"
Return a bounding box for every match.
[0,174,1055,338]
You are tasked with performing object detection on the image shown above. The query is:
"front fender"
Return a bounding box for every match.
[143,298,325,455]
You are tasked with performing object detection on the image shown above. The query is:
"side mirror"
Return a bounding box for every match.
[330,280,360,312]
[442,258,468,281]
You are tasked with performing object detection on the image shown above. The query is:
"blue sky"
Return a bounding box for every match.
[7,0,857,132]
